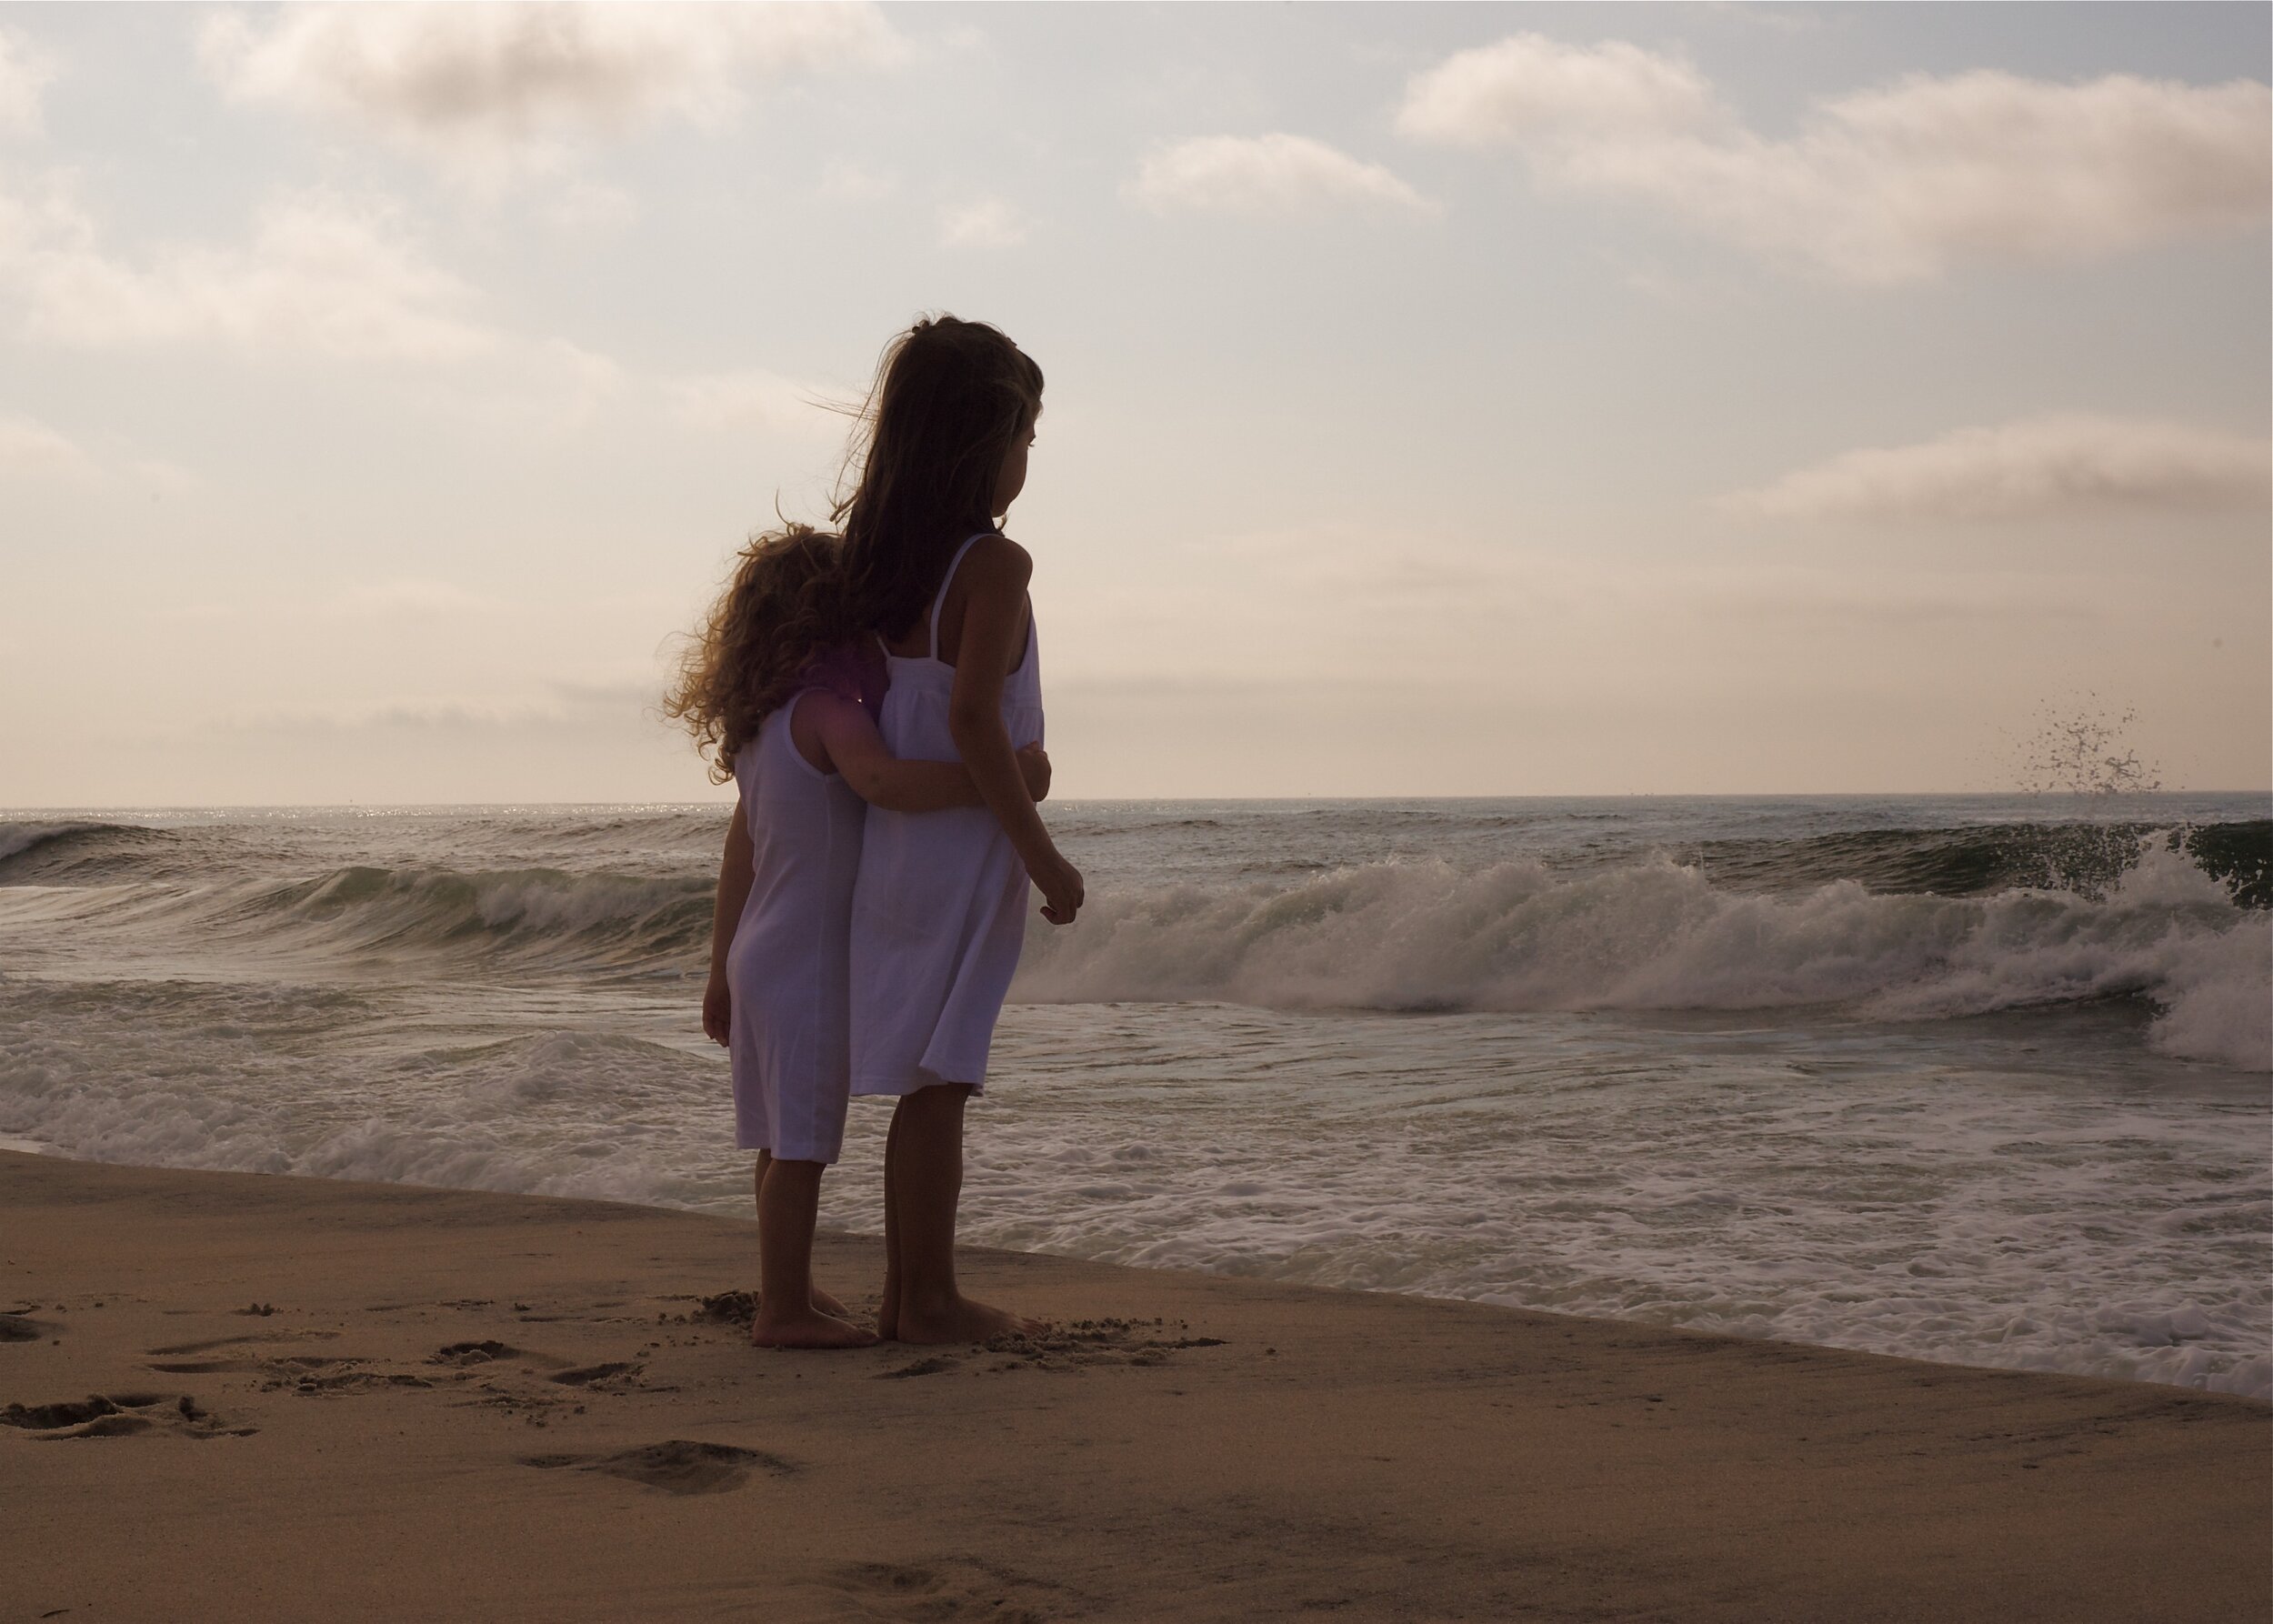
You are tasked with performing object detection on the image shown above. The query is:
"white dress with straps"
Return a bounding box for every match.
[726,689,865,1160]
[848,533,1043,1098]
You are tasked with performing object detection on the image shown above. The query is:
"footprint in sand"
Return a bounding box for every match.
[145,1330,339,1358]
[267,1364,435,1395]
[877,1356,959,1380]
[427,1341,586,1378]
[147,1352,419,1390]
[0,1312,52,1343]
[3,1397,135,1430]
[825,1558,1068,1623]
[521,1439,797,1496]
[145,1334,472,1395]
[877,1320,1231,1378]
[3,1392,255,1439]
[547,1360,641,1388]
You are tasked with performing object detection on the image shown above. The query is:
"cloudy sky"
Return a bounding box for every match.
[2,3,2266,804]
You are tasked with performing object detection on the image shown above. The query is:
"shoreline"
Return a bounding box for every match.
[5,1150,2267,1622]
[10,1136,2264,1399]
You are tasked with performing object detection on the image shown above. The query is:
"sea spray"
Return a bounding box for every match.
[1995,697,2180,899]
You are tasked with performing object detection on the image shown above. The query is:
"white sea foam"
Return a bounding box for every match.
[4,978,2264,1399]
[1014,843,2271,1069]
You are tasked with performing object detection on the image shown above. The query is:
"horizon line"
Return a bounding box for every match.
[5,788,2268,816]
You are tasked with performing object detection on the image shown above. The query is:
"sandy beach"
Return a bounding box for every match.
[3,1148,2264,1623]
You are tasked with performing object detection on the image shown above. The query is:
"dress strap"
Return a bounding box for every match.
[927,532,997,661]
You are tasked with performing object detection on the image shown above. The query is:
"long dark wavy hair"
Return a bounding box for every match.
[835,315,1044,641]
[661,525,846,783]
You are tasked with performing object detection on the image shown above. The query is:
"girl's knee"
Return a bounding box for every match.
[899,1079,973,1114]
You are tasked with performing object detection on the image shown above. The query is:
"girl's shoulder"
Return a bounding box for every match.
[955,531,1032,592]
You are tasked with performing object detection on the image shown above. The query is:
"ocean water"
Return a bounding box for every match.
[1,796,2267,1398]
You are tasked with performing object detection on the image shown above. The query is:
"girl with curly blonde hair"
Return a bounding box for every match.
[666,517,1047,1348]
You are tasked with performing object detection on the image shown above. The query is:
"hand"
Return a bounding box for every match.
[702,971,732,1047]
[1016,742,1052,803]
[1032,854,1084,927]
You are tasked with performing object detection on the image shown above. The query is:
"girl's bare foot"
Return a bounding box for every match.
[757,1286,853,1319]
[750,1308,876,1350]
[892,1294,1039,1346]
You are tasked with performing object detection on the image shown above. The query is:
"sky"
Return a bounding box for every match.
[0,2,2267,805]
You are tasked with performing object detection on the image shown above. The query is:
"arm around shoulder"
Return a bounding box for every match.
[806,692,980,814]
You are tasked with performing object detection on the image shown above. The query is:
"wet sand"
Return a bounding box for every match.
[3,1148,2265,1622]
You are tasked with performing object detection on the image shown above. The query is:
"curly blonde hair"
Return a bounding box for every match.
[662,525,846,784]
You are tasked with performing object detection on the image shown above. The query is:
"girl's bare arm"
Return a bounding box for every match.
[703,801,756,1046]
[800,692,1048,812]
[944,537,1084,923]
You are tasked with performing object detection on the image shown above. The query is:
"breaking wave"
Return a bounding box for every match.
[0,856,713,976]
[0,820,183,883]
[249,865,716,968]
[5,816,2268,1065]
[1014,839,2272,1070]
[1685,821,2269,906]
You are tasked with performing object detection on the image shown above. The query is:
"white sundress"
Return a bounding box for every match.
[726,688,866,1162]
[848,532,1044,1098]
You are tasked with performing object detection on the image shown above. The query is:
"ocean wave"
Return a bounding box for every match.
[1013,840,2272,1069]
[0,820,180,882]
[14,813,2262,905]
[1684,821,2269,906]
[249,865,716,969]
[0,857,715,975]
[7,818,2268,1065]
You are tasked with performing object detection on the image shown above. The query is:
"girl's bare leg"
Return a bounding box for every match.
[879,1105,905,1341]
[751,1159,875,1348]
[885,1082,1035,1344]
[753,1152,852,1320]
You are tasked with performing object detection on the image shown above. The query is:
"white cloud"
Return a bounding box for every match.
[1399,36,1726,147]
[0,25,54,136]
[200,4,904,179]
[0,177,496,359]
[1724,416,2272,521]
[666,368,836,435]
[0,411,93,477]
[1128,133,1436,218]
[939,195,1029,248]
[1398,35,2271,282]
